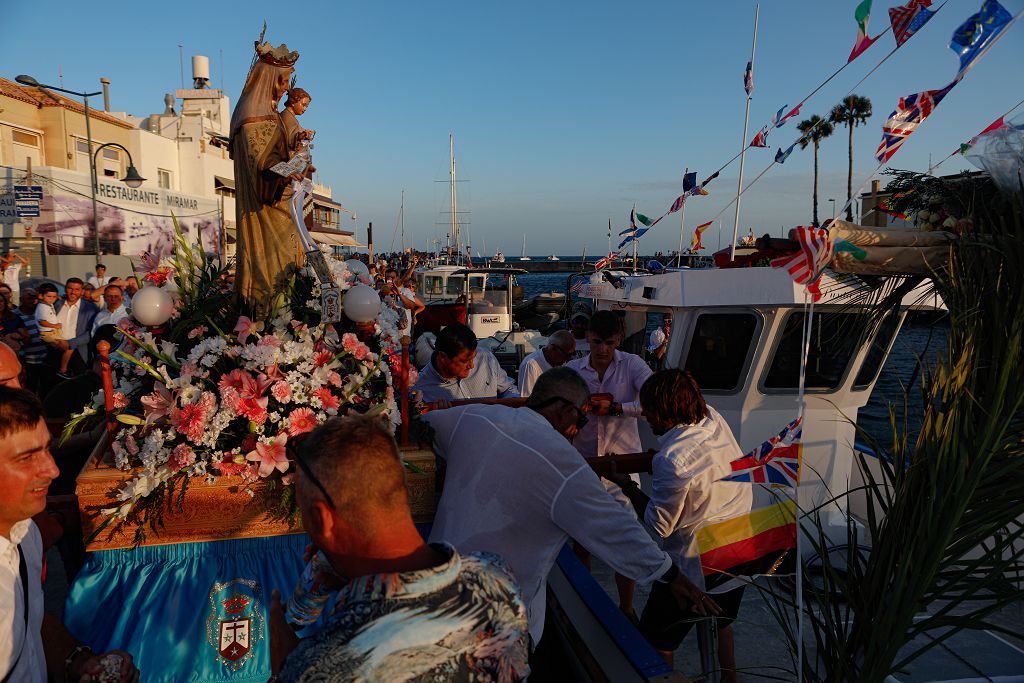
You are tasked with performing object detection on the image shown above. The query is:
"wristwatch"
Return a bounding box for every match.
[656,563,680,585]
[610,402,623,417]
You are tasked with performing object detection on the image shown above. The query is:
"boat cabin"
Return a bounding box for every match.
[587,266,942,540]
[415,264,488,303]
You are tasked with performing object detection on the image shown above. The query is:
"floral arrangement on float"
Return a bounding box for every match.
[67,224,419,545]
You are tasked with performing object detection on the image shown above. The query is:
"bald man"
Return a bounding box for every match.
[517,330,576,397]
[0,341,22,388]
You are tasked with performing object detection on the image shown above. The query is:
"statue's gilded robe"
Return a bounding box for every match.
[232,116,303,307]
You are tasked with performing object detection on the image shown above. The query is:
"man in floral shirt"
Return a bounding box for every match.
[272,415,529,682]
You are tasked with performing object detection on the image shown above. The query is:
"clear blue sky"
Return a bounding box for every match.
[4,0,1023,254]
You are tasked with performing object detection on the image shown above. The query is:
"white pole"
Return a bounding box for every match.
[675,169,688,268]
[730,3,759,262]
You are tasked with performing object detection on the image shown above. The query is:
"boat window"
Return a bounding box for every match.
[468,276,486,292]
[683,313,759,391]
[852,313,902,390]
[423,276,444,296]
[446,275,465,296]
[764,312,859,392]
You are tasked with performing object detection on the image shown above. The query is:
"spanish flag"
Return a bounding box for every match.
[697,498,796,577]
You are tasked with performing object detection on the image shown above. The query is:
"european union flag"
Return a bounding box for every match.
[950,0,1011,78]
[682,171,698,193]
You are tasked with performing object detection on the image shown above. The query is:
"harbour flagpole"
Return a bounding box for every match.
[730,3,759,262]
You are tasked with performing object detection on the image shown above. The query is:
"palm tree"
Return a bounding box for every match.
[797,115,835,227]
[829,95,873,222]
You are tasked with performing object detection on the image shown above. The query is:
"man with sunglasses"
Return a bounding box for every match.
[425,367,717,665]
[516,330,576,397]
[271,415,530,682]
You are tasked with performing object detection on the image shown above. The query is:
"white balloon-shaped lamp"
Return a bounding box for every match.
[345,259,370,279]
[342,284,381,323]
[132,285,175,327]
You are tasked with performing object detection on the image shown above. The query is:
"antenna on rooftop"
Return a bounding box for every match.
[219,49,224,90]
[178,44,184,89]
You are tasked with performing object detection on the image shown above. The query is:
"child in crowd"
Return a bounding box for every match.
[35,283,75,376]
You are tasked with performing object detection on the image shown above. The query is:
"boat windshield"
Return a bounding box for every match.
[446,276,465,296]
[423,275,445,296]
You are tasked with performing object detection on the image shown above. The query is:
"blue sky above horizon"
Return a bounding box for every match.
[4,0,1023,254]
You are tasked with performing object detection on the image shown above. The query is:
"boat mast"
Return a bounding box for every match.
[400,189,405,252]
[730,3,759,262]
[450,131,460,264]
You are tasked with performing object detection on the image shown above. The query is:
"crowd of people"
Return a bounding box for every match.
[1,251,752,682]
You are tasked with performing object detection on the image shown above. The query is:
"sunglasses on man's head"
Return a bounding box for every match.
[287,432,336,509]
[533,396,588,430]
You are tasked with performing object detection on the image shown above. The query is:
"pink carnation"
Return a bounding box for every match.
[287,407,318,436]
[259,335,283,348]
[111,392,129,409]
[271,381,292,403]
[327,371,342,388]
[341,333,359,353]
[174,399,210,444]
[353,343,370,361]
[220,386,240,412]
[168,444,196,472]
[125,434,139,455]
[187,325,208,340]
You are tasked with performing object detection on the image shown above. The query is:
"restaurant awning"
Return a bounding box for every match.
[214,176,235,191]
[311,231,366,248]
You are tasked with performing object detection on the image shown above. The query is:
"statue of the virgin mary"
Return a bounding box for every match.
[229,34,305,307]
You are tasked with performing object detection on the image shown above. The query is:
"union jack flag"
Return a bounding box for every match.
[721,417,803,486]
[888,0,934,47]
[570,280,585,294]
[594,252,617,270]
[876,82,955,163]
[770,226,833,301]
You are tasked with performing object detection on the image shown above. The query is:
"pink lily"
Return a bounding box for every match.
[246,434,290,478]
[234,316,264,345]
[140,383,175,422]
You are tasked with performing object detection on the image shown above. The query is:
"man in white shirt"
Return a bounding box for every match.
[425,368,715,653]
[517,330,575,396]
[53,279,99,373]
[91,284,128,333]
[413,323,518,402]
[0,387,138,682]
[86,264,112,289]
[1,252,27,300]
[565,309,653,617]
[619,369,751,678]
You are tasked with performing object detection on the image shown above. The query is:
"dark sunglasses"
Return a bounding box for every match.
[287,433,336,509]
[533,396,588,430]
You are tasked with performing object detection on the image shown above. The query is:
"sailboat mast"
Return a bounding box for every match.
[400,189,405,252]
[675,167,689,268]
[450,132,460,262]
[730,3,759,261]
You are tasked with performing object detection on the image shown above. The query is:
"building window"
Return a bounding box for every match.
[10,129,42,168]
[683,312,760,392]
[157,169,172,189]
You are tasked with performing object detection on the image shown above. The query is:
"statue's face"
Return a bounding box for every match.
[292,97,310,115]
[273,72,291,103]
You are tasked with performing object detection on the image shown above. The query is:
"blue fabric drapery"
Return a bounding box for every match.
[65,534,309,683]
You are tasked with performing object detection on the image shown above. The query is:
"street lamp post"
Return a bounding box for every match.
[15,75,144,257]
[91,142,145,252]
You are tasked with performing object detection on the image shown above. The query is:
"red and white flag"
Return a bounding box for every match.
[770,227,834,301]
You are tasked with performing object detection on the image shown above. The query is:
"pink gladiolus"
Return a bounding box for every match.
[246,433,289,478]
[287,407,318,436]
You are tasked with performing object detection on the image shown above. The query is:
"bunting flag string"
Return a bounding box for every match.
[931,97,1024,172]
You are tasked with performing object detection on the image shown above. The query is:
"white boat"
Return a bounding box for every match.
[493,250,505,263]
[547,254,560,260]
[520,236,531,260]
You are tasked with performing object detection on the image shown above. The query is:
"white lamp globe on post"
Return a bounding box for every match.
[345,258,370,280]
[131,285,175,328]
[343,283,381,341]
